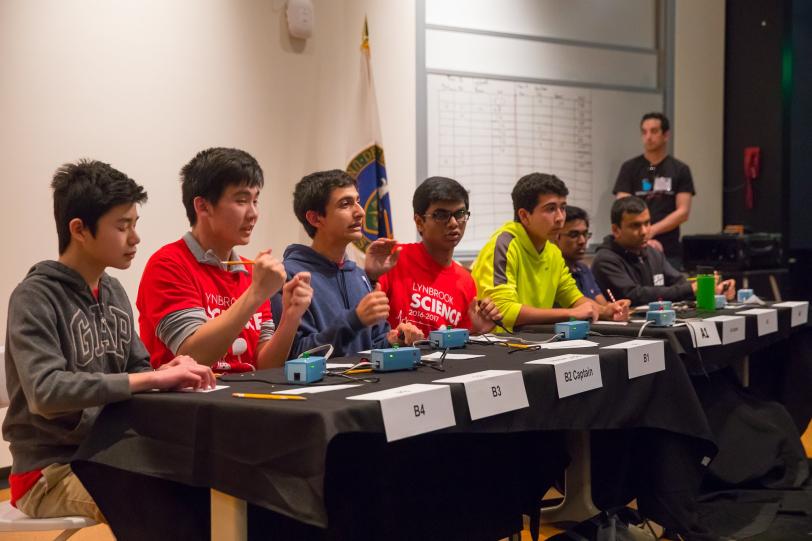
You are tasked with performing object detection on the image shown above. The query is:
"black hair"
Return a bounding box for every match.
[51,159,148,254]
[641,112,671,133]
[180,147,263,226]
[511,172,568,221]
[564,205,589,227]
[293,169,357,238]
[412,176,469,215]
[611,196,648,226]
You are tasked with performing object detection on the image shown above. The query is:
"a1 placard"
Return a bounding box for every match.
[347,384,456,442]
[736,308,778,336]
[686,321,722,348]
[773,301,809,327]
[602,339,665,379]
[705,315,746,344]
[526,354,603,398]
[435,370,529,421]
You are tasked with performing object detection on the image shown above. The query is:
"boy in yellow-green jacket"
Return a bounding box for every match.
[472,173,626,331]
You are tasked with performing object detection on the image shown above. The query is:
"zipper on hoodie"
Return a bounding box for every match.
[337,270,350,308]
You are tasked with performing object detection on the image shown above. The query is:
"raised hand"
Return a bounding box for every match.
[252,249,287,298]
[355,284,390,327]
[364,238,401,281]
[282,272,313,320]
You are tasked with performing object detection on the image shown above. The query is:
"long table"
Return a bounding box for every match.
[73,335,716,540]
[522,301,812,430]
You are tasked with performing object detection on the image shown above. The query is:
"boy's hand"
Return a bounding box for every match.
[600,299,630,321]
[387,322,424,346]
[153,362,216,391]
[282,272,313,320]
[717,278,736,301]
[569,301,600,322]
[160,354,197,368]
[355,284,390,327]
[646,238,664,252]
[364,238,401,281]
[162,356,216,389]
[469,298,502,334]
[252,249,286,299]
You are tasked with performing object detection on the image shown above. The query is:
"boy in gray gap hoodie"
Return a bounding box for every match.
[2,160,214,522]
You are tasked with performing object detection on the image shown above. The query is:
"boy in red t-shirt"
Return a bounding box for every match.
[137,147,312,371]
[377,176,502,335]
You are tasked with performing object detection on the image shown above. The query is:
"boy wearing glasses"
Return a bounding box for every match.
[554,206,631,318]
[472,173,627,331]
[377,177,502,335]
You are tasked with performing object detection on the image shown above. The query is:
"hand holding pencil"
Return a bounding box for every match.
[605,289,631,321]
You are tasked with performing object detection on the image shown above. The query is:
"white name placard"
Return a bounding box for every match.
[704,315,746,344]
[602,339,666,379]
[434,370,529,420]
[736,308,778,336]
[773,301,809,327]
[526,354,603,398]
[347,384,455,442]
[686,321,722,348]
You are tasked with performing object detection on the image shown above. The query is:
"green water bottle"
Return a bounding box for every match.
[695,266,716,311]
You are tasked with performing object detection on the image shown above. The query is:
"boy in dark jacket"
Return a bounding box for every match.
[2,160,214,521]
[272,169,422,358]
[591,196,734,306]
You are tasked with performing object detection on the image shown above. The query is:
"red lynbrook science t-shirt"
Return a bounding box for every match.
[137,238,271,369]
[378,242,476,335]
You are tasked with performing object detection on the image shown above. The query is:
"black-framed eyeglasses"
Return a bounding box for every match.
[564,230,592,240]
[423,209,471,223]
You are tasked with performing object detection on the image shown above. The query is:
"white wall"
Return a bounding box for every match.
[672,0,726,235]
[0,0,416,338]
[0,0,724,339]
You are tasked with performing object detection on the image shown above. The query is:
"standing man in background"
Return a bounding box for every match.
[613,112,694,269]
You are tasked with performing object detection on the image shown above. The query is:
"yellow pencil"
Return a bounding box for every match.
[345,368,373,374]
[232,392,307,401]
[222,260,254,265]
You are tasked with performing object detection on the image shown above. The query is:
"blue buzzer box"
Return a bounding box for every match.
[645,309,676,327]
[369,346,421,372]
[284,355,326,384]
[429,328,469,349]
[553,320,590,340]
[737,289,754,303]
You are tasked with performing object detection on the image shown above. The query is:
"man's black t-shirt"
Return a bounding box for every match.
[612,154,695,258]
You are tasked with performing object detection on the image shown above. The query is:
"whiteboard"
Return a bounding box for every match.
[426,73,662,253]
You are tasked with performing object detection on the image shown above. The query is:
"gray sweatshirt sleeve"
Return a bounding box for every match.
[7,286,132,419]
[127,328,155,373]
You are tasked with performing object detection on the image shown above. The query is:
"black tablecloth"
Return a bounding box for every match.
[73,335,716,540]
[522,303,806,376]
[521,303,812,430]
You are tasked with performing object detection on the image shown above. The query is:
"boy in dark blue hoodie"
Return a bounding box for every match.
[272,169,422,358]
